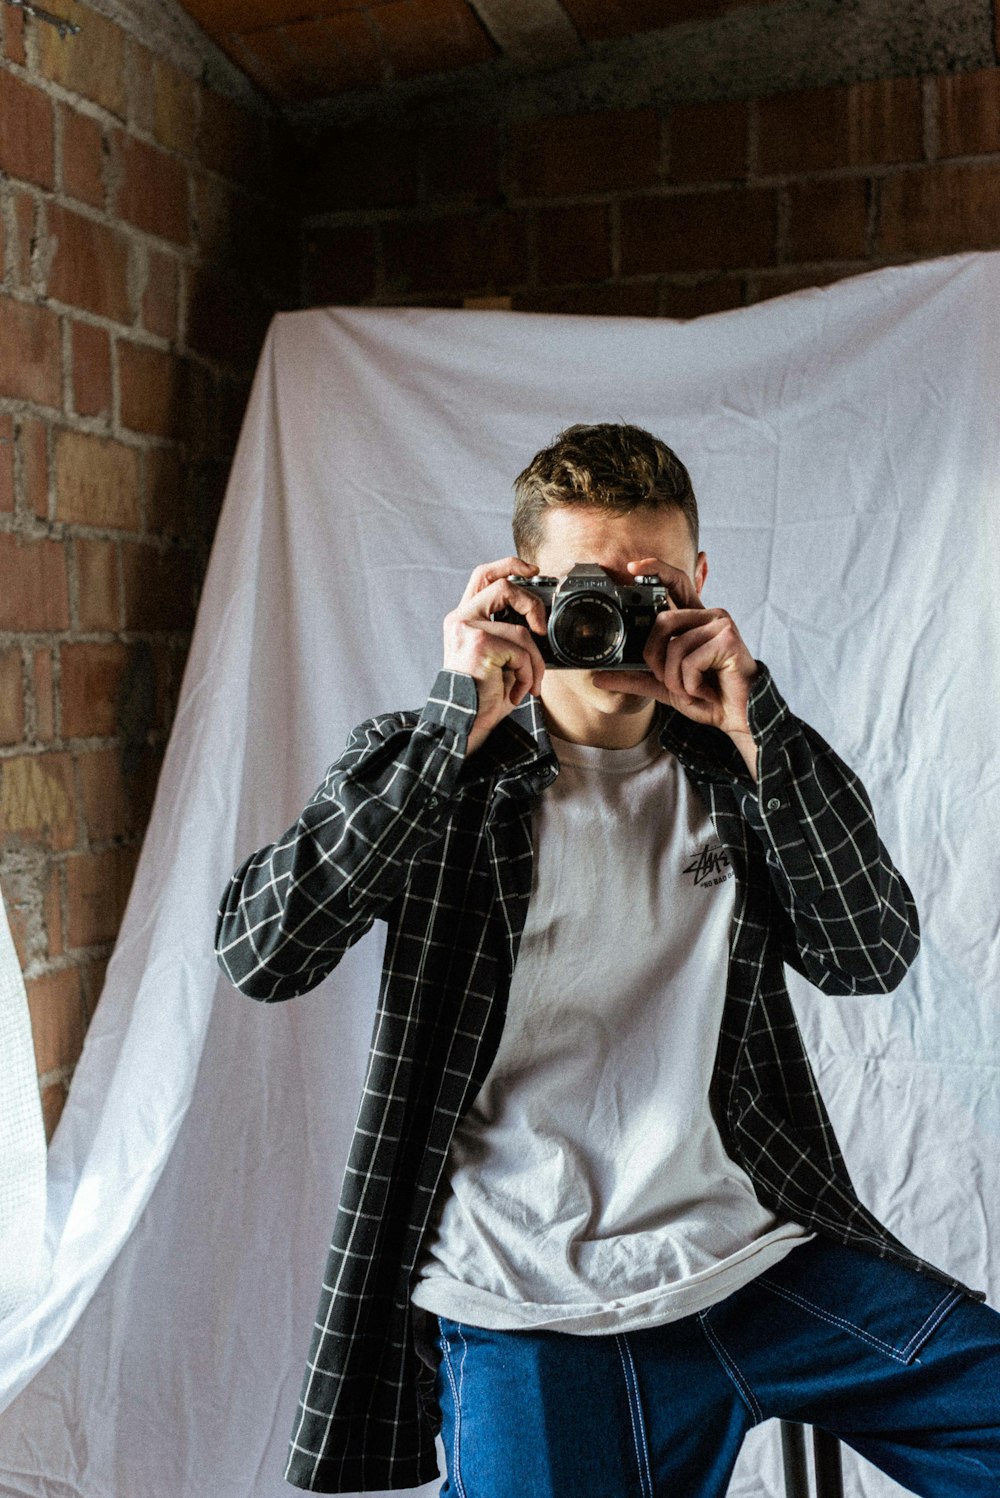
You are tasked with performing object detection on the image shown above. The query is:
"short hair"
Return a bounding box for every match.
[511,422,699,562]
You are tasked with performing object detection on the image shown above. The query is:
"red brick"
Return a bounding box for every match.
[4,885,30,968]
[121,542,197,631]
[0,413,13,511]
[302,121,420,211]
[0,71,55,188]
[37,1,126,118]
[303,226,377,305]
[621,189,777,274]
[45,862,63,958]
[511,109,661,197]
[75,538,121,632]
[670,100,748,183]
[26,967,84,1075]
[879,162,1000,256]
[424,122,501,204]
[513,282,660,317]
[3,3,26,64]
[536,202,612,285]
[231,23,337,106]
[758,78,923,174]
[661,278,746,318]
[153,58,197,157]
[116,134,190,245]
[46,203,130,322]
[143,447,186,536]
[142,249,179,340]
[33,648,54,740]
[61,105,104,209]
[65,846,137,948]
[0,648,24,745]
[59,642,129,738]
[79,743,160,840]
[371,0,495,80]
[21,417,49,520]
[384,210,528,295]
[13,190,35,287]
[71,322,113,419]
[0,533,69,631]
[118,342,180,438]
[937,68,1000,158]
[55,431,141,530]
[750,266,869,303]
[0,753,76,850]
[0,296,61,407]
[787,177,869,262]
[79,955,108,1021]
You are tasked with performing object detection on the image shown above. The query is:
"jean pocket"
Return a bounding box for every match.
[756,1237,966,1366]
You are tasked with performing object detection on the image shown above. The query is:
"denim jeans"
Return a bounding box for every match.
[433,1236,1000,1497]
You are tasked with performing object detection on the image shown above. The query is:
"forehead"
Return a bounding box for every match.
[535,506,696,572]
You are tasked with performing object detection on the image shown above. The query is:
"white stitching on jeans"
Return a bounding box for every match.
[899,1290,963,1361]
[759,1278,917,1363]
[620,1335,655,1498]
[698,1312,765,1425]
[439,1323,467,1498]
[615,1335,653,1498]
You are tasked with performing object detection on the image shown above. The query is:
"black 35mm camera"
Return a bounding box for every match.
[490,563,669,670]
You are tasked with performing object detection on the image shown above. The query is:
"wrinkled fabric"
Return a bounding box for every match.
[0,252,998,1498]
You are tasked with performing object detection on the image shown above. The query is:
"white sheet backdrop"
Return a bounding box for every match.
[1,253,999,1498]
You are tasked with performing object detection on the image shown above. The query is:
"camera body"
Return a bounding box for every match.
[490,563,669,670]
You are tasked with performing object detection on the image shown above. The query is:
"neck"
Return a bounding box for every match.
[539,680,658,749]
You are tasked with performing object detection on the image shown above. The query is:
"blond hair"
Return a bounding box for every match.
[512,423,699,562]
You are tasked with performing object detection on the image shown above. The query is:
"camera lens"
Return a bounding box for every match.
[550,594,625,667]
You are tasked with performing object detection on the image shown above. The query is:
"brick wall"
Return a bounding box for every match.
[0,1,294,1138]
[300,67,1000,317]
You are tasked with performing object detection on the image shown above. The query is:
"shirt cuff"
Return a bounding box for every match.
[419,669,479,738]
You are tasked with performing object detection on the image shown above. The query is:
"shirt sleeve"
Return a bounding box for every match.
[214,670,479,1002]
[736,664,920,996]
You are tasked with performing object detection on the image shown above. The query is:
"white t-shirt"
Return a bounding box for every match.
[411,721,812,1333]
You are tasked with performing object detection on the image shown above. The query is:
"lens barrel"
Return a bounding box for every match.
[550,593,626,667]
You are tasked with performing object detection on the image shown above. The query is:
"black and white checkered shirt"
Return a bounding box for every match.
[216,664,985,1494]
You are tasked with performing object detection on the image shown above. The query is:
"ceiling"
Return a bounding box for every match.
[175,0,773,107]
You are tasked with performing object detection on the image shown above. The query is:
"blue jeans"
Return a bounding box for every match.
[433,1236,1000,1497]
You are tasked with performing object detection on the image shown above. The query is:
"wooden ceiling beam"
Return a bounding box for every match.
[466,0,584,67]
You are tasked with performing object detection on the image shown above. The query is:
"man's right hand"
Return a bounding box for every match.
[442,557,548,757]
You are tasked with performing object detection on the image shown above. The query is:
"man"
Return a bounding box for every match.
[216,424,998,1498]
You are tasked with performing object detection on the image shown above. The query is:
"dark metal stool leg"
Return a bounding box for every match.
[780,1421,810,1498]
[812,1427,844,1498]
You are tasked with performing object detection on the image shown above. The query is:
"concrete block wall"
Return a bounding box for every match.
[0,0,295,1138]
[300,66,1000,317]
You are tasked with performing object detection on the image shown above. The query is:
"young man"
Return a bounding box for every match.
[216,425,998,1498]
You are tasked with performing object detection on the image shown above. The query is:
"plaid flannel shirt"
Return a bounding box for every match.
[216,663,986,1494]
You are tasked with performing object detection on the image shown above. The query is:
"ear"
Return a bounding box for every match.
[694,551,708,598]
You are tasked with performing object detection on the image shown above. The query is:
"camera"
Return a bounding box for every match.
[490,563,669,670]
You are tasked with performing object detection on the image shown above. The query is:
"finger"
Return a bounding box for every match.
[591,670,659,698]
[678,636,728,703]
[460,556,538,607]
[461,575,548,635]
[627,557,701,609]
[468,618,547,690]
[659,619,728,698]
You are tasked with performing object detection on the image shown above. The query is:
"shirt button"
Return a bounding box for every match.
[427,795,439,809]
[766,797,782,811]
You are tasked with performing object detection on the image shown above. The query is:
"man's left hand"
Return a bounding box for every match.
[594,556,759,770]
